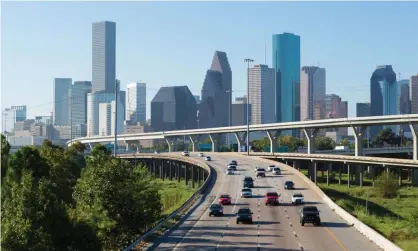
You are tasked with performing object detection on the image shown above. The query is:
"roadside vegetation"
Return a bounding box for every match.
[299,167,418,251]
[1,134,198,251]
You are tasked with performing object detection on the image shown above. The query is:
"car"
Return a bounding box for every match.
[182,151,190,156]
[265,192,280,206]
[272,167,281,175]
[154,151,159,154]
[243,176,254,188]
[205,156,211,161]
[199,152,204,157]
[241,188,252,198]
[227,164,237,170]
[230,160,238,166]
[267,164,275,172]
[209,204,224,216]
[299,206,321,226]
[291,193,304,205]
[256,168,266,177]
[236,207,253,224]
[226,168,234,175]
[284,181,295,190]
[218,194,232,205]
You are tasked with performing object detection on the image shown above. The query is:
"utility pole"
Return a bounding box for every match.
[70,96,73,146]
[226,89,232,150]
[114,80,119,156]
[244,58,254,155]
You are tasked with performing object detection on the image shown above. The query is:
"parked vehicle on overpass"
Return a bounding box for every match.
[300,206,321,226]
[268,164,276,172]
[241,188,252,198]
[226,168,234,175]
[256,168,266,177]
[209,204,224,216]
[284,181,295,190]
[218,194,232,205]
[182,151,190,156]
[265,192,280,206]
[199,152,204,157]
[236,207,253,224]
[272,167,281,175]
[154,151,159,154]
[243,176,254,188]
[205,156,211,161]
[291,193,304,205]
[230,160,238,166]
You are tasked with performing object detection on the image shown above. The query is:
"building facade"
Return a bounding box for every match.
[231,97,252,126]
[325,94,348,137]
[272,33,301,127]
[356,102,371,117]
[151,86,197,132]
[300,66,326,121]
[198,51,232,129]
[53,78,71,126]
[248,64,275,125]
[411,74,418,114]
[10,105,27,122]
[126,82,146,124]
[69,81,92,138]
[92,21,116,93]
[370,65,398,139]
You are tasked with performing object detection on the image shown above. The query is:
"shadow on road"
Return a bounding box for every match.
[256,220,281,225]
[321,222,351,228]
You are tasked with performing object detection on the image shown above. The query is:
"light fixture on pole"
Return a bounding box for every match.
[244,58,254,155]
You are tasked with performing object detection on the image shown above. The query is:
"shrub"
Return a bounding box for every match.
[374,172,400,198]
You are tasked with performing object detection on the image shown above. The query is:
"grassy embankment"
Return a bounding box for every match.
[299,169,418,251]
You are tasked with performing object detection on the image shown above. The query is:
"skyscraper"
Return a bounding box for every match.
[92,21,116,93]
[232,97,252,126]
[325,94,348,136]
[300,66,326,121]
[410,74,418,114]
[151,86,197,132]
[69,81,91,138]
[248,64,275,125]
[53,78,71,126]
[87,91,122,136]
[126,82,146,124]
[272,33,301,127]
[98,100,124,136]
[398,79,410,114]
[356,102,371,117]
[370,65,398,138]
[198,51,232,129]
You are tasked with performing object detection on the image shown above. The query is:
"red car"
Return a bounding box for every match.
[218,194,232,205]
[265,192,280,206]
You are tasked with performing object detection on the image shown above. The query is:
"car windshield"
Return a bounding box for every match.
[220,195,230,198]
[285,181,294,185]
[303,206,318,212]
[266,192,278,197]
[227,168,233,171]
[210,204,221,209]
[238,208,251,214]
[293,193,303,197]
[244,177,253,181]
[242,189,251,192]
[257,168,265,171]
[269,165,275,167]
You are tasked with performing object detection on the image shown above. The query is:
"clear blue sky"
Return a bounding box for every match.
[2,1,417,120]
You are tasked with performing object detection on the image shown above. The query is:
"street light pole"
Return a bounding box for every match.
[70,95,73,146]
[226,89,232,150]
[114,80,119,156]
[244,58,254,155]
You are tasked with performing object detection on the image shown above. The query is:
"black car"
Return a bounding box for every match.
[236,207,253,224]
[209,204,224,217]
[230,160,238,166]
[243,176,254,188]
[284,181,295,190]
[299,206,321,226]
[227,164,237,170]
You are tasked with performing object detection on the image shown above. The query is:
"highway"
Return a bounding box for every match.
[148,153,382,251]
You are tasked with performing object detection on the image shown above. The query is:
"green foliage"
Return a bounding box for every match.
[72,151,162,249]
[374,172,400,198]
[1,134,11,180]
[315,136,336,150]
[69,141,86,153]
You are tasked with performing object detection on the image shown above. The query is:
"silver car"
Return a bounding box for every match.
[272,167,281,175]
[241,188,252,198]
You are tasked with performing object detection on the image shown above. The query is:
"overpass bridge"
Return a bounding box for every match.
[70,114,418,161]
[296,146,413,156]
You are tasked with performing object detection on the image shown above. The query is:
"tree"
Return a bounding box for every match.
[72,152,162,249]
[374,171,400,198]
[252,137,269,151]
[315,136,336,150]
[1,134,11,180]
[69,141,86,153]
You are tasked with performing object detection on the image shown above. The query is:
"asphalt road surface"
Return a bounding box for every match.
[149,152,382,251]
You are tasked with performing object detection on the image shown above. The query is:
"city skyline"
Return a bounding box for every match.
[2,1,418,120]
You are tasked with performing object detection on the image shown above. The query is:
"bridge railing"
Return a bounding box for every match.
[122,154,213,251]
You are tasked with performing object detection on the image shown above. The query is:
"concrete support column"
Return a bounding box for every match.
[177,163,181,183]
[412,169,418,186]
[339,164,342,185]
[169,161,173,180]
[302,128,319,154]
[88,143,93,150]
[359,166,363,187]
[327,163,331,186]
[410,123,417,161]
[209,134,219,152]
[184,165,188,186]
[347,164,351,188]
[351,126,367,157]
[197,167,200,185]
[314,162,318,185]
[234,132,247,152]
[188,135,201,152]
[165,138,173,152]
[266,130,280,154]
[125,141,129,151]
[354,165,361,185]
[399,168,402,186]
[161,160,165,180]
[191,165,195,188]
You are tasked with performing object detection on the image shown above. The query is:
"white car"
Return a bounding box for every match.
[226,168,234,175]
[199,152,204,157]
[256,168,266,177]
[291,193,305,204]
[182,151,190,156]
[268,165,276,172]
[241,188,252,198]
[272,167,281,175]
[205,156,211,161]
[228,164,237,170]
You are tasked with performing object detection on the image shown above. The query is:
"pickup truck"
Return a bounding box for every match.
[299,206,321,226]
[291,193,304,205]
[236,207,253,224]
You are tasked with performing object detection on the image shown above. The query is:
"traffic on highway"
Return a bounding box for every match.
[151,153,383,251]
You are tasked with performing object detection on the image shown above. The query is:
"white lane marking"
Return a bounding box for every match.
[293,231,297,237]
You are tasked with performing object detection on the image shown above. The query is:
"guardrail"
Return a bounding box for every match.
[122,154,213,251]
[256,156,403,251]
